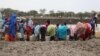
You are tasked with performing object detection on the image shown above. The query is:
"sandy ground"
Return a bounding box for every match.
[0,39,100,56]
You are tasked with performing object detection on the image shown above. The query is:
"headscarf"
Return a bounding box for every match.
[28,18,33,29]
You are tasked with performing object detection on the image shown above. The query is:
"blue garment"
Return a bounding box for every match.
[56,25,68,40]
[19,23,24,38]
[89,17,97,29]
[8,13,17,38]
[19,23,24,33]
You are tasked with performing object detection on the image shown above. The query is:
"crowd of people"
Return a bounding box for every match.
[0,13,98,41]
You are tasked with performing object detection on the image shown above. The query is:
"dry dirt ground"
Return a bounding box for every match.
[0,39,100,56]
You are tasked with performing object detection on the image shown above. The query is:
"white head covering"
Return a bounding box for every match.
[28,19,33,29]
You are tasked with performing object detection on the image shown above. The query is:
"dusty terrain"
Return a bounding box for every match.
[0,39,100,56]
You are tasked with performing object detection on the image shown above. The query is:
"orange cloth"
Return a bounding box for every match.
[5,34,9,41]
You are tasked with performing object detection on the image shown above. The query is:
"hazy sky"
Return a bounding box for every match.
[0,0,100,13]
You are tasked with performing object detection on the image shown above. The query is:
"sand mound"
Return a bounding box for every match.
[0,39,100,56]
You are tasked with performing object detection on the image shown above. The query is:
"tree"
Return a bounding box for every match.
[56,11,64,17]
[66,12,75,17]
[91,10,97,16]
[0,8,4,18]
[17,11,26,16]
[27,10,38,16]
[76,12,83,19]
[2,8,19,17]
[0,8,98,18]
[39,9,46,16]
[49,10,55,16]
[91,11,97,14]
[83,12,91,17]
[49,10,54,14]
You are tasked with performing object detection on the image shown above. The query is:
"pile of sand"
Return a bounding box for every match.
[0,39,100,56]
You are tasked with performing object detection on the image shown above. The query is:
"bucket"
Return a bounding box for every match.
[95,31,100,39]
[24,34,27,40]
[66,35,69,40]
[30,34,35,41]
[95,26,100,39]
[46,36,50,41]
[17,33,22,38]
